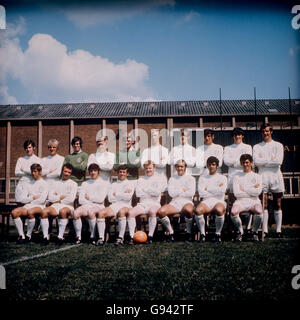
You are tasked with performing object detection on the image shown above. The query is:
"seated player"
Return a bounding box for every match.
[73,163,110,244]
[96,165,136,246]
[157,159,196,243]
[41,163,77,245]
[127,160,168,244]
[231,154,263,242]
[11,163,48,244]
[195,156,227,243]
[223,127,252,232]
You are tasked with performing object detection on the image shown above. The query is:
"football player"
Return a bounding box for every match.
[157,159,196,242]
[97,165,136,245]
[73,163,109,244]
[253,123,284,237]
[11,163,48,244]
[195,156,227,243]
[127,160,167,244]
[41,163,77,245]
[231,154,263,242]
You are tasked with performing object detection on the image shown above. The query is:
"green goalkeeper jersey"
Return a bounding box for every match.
[64,151,88,186]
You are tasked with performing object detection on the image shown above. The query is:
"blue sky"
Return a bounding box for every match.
[0,0,299,104]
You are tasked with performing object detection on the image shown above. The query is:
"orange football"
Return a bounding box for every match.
[133,231,147,243]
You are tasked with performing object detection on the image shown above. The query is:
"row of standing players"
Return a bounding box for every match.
[11,123,284,245]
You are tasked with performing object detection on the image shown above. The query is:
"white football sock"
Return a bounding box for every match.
[252,214,263,233]
[40,218,49,239]
[73,218,82,239]
[88,218,96,238]
[274,210,282,233]
[26,218,36,238]
[246,214,253,230]
[127,217,136,238]
[160,216,174,234]
[185,217,193,234]
[14,217,25,238]
[148,217,157,237]
[96,218,105,240]
[231,215,243,234]
[194,214,205,235]
[58,219,68,239]
[118,217,127,239]
[263,210,269,234]
[215,215,225,235]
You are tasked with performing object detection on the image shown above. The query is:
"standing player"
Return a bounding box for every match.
[11,163,48,244]
[231,154,263,242]
[87,135,115,182]
[195,156,227,243]
[127,160,168,244]
[63,136,88,187]
[114,135,141,180]
[97,165,136,245]
[72,163,109,244]
[15,140,43,203]
[253,123,284,237]
[196,129,223,176]
[157,159,196,242]
[41,163,77,245]
[141,129,169,179]
[42,139,65,187]
[168,129,196,176]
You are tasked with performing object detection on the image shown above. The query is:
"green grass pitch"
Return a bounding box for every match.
[1,226,300,301]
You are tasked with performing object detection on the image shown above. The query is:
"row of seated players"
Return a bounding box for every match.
[13,124,284,241]
[11,154,266,245]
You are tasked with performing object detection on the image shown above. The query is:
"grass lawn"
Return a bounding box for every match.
[1,226,299,302]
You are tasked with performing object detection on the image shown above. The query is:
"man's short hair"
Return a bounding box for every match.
[96,135,108,142]
[240,154,253,164]
[118,165,128,171]
[71,136,83,147]
[88,163,100,172]
[151,129,160,136]
[232,127,245,137]
[48,139,59,146]
[260,122,273,132]
[204,129,214,137]
[30,163,42,172]
[63,163,73,172]
[180,128,189,137]
[175,159,187,168]
[24,139,35,150]
[207,156,219,167]
[143,160,156,168]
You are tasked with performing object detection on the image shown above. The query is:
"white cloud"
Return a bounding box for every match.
[62,0,175,28]
[0,19,156,104]
[0,86,18,104]
[183,10,200,22]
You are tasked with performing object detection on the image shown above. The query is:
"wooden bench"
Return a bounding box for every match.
[0,204,18,237]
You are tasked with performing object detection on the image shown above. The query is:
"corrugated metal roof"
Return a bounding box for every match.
[0,99,299,120]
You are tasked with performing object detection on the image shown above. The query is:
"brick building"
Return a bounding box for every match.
[0,98,299,204]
